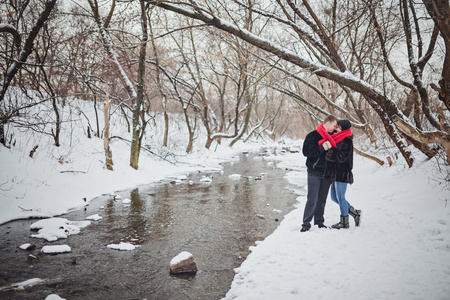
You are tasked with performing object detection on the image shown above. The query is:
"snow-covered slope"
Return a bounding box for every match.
[223,152,450,300]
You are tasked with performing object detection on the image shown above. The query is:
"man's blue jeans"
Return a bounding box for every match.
[330,181,351,216]
[302,173,332,229]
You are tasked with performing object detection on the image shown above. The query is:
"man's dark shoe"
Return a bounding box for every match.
[317,224,328,229]
[300,227,309,232]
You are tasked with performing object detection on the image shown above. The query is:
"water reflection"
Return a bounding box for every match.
[127,188,146,244]
[0,151,304,300]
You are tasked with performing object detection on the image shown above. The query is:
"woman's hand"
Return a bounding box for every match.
[323,141,332,150]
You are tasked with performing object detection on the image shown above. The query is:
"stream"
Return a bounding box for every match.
[0,149,302,299]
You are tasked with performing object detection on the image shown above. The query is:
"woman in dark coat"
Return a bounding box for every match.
[324,120,362,229]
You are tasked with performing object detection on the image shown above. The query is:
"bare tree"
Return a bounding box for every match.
[147,0,450,166]
[130,0,150,169]
[148,8,170,148]
[0,0,57,146]
[87,0,152,169]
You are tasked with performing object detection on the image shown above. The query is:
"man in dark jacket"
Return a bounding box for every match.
[300,115,338,232]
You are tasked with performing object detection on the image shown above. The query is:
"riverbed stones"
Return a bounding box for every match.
[27,254,38,262]
[169,251,197,274]
[20,243,36,251]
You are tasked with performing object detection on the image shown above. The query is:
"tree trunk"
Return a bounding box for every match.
[366,97,415,167]
[422,0,450,110]
[94,95,100,138]
[103,100,113,171]
[51,97,60,147]
[0,124,5,146]
[394,116,450,164]
[230,94,253,147]
[183,109,195,153]
[38,59,60,147]
[130,0,148,169]
[164,108,169,147]
[203,107,213,149]
[205,137,213,150]
[186,132,194,153]
[130,111,141,169]
[149,16,169,147]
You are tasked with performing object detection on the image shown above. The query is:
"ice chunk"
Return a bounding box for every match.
[86,214,102,221]
[41,245,71,254]
[107,242,135,251]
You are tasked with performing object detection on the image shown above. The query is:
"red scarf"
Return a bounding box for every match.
[317,124,352,148]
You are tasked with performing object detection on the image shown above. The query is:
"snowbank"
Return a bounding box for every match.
[222,151,450,299]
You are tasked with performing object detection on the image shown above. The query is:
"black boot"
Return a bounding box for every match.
[349,206,362,227]
[331,216,349,229]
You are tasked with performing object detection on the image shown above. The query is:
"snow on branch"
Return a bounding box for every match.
[0,23,21,47]
[148,0,403,118]
[87,0,137,100]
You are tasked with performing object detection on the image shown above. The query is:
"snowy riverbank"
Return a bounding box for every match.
[1,93,449,299]
[2,136,449,299]
[223,150,450,300]
[0,93,267,225]
[0,134,257,225]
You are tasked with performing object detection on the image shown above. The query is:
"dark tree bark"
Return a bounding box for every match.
[130,0,149,169]
[0,0,57,103]
[422,0,450,111]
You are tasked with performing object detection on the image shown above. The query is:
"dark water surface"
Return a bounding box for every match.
[0,150,300,299]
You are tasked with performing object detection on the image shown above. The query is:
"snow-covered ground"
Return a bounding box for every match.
[1,91,449,299]
[223,151,450,300]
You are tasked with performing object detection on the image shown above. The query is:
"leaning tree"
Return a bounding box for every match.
[146,0,450,166]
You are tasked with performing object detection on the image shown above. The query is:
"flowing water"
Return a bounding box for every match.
[0,149,302,299]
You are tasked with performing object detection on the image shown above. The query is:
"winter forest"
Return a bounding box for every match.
[1,1,450,299]
[1,0,449,172]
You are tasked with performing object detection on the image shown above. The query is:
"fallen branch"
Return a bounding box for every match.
[110,135,175,164]
[354,147,385,166]
[0,180,12,191]
[29,145,38,158]
[18,206,33,212]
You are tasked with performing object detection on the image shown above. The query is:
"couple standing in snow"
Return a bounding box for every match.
[300,115,361,232]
